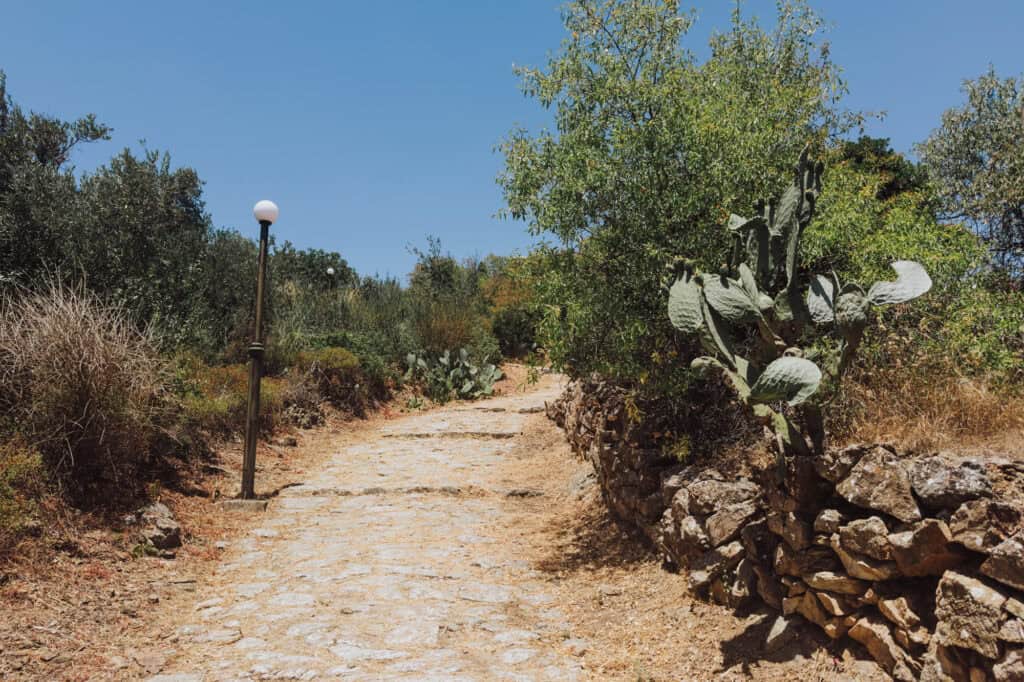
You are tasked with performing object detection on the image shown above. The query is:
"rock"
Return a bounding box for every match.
[781,455,832,510]
[1008,598,1024,620]
[774,542,840,577]
[803,571,869,596]
[879,596,922,630]
[1001,619,1024,643]
[835,448,921,523]
[796,591,830,628]
[740,518,777,565]
[935,571,1007,659]
[688,541,744,592]
[921,640,971,682]
[839,516,893,560]
[814,509,844,534]
[687,479,760,516]
[706,500,760,547]
[849,616,917,681]
[753,564,784,610]
[767,511,812,551]
[830,534,900,581]
[661,467,691,506]
[814,444,872,483]
[782,576,806,597]
[982,531,1024,592]
[678,515,711,554]
[764,615,801,653]
[894,626,931,653]
[890,519,967,577]
[814,591,851,617]
[994,648,1024,681]
[911,455,992,510]
[670,488,691,519]
[138,503,182,550]
[951,500,1023,554]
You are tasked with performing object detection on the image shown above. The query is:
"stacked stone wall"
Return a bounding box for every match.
[547,378,1024,681]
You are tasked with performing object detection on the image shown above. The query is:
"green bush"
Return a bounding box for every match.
[175,358,283,437]
[404,348,504,404]
[295,346,384,417]
[492,306,540,358]
[0,439,46,554]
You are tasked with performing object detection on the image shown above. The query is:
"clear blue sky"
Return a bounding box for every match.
[2,1,1021,278]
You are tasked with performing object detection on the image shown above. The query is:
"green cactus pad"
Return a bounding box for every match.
[748,356,822,406]
[667,270,704,334]
[703,275,762,324]
[806,274,837,324]
[867,260,933,306]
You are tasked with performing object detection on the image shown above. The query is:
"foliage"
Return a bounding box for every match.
[916,67,1024,273]
[499,0,864,391]
[404,348,504,404]
[0,438,46,554]
[666,150,931,456]
[173,358,283,437]
[295,346,386,417]
[0,283,166,500]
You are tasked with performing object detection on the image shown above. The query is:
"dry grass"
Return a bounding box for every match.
[835,367,1024,455]
[0,282,166,500]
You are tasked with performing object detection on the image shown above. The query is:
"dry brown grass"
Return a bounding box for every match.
[0,282,166,500]
[834,367,1024,455]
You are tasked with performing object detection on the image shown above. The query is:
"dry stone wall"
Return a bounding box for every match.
[547,378,1024,681]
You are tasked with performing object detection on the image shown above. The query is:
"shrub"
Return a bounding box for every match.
[0,283,165,500]
[492,306,540,358]
[0,438,46,555]
[404,348,504,404]
[295,346,384,417]
[175,359,283,437]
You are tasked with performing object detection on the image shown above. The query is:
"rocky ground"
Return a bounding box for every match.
[2,374,890,680]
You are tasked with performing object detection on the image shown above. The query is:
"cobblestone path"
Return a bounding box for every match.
[151,378,588,681]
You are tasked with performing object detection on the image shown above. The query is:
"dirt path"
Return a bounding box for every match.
[147,376,881,682]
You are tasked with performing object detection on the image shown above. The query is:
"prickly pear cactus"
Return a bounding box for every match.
[665,148,932,457]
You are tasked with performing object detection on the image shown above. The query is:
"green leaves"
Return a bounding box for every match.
[667,268,704,334]
[806,274,837,323]
[702,274,763,325]
[748,356,822,406]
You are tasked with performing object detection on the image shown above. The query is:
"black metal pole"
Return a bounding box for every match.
[241,220,271,499]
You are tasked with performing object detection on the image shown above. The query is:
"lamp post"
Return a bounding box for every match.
[326,266,336,290]
[241,199,279,499]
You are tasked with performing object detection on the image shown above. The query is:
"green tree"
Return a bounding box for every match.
[916,68,1024,272]
[499,0,862,389]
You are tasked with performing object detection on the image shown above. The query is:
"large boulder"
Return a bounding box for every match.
[910,455,992,510]
[935,571,1007,659]
[982,530,1024,592]
[889,519,967,577]
[836,448,921,523]
[705,500,760,547]
[950,499,1022,554]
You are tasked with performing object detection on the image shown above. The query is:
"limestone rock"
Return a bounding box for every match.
[830,533,900,581]
[1000,619,1024,644]
[670,487,691,520]
[839,516,893,560]
[764,615,801,653]
[951,499,1022,555]
[687,478,760,516]
[1007,597,1024,620]
[935,571,1007,659]
[982,531,1024,592]
[994,648,1024,681]
[849,616,917,681]
[911,455,992,510]
[782,454,832,510]
[688,541,744,592]
[890,519,967,577]
[774,542,840,577]
[753,564,784,610]
[678,515,711,554]
[920,640,971,682]
[814,508,845,534]
[879,596,922,630]
[740,518,777,565]
[814,443,873,483]
[767,511,812,551]
[814,590,851,617]
[705,500,760,547]
[835,448,921,523]
[804,571,869,596]
[137,502,182,550]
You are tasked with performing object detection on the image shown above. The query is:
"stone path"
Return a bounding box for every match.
[152,379,587,681]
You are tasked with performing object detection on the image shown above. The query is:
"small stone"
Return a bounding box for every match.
[950,500,1023,554]
[767,511,812,551]
[994,648,1024,681]
[889,519,967,577]
[782,595,802,616]
[753,564,783,610]
[921,640,970,682]
[1007,598,1024,620]
[878,597,921,630]
[910,455,992,510]
[814,591,850,616]
[1000,618,1024,643]
[774,542,840,577]
[935,571,1007,659]
[740,518,777,565]
[849,616,917,681]
[814,509,844,534]
[836,448,921,523]
[803,571,868,596]
[814,443,871,483]
[982,530,1024,592]
[688,541,744,592]
[839,516,893,560]
[678,515,711,554]
[706,500,760,547]
[830,534,900,581]
[764,615,800,653]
